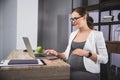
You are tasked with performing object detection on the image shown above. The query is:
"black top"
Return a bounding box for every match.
[67,41,86,71]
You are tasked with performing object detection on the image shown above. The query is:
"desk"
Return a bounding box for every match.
[106,41,120,54]
[0,50,70,80]
[106,41,120,80]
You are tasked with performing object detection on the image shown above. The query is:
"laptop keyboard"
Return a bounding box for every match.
[35,53,54,57]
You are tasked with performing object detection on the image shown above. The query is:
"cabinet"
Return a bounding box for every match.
[87,0,120,41]
[78,0,120,47]
[87,0,120,53]
[85,0,120,80]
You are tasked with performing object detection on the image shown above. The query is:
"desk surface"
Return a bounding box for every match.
[0,50,70,80]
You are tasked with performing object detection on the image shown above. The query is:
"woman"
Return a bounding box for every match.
[44,7,108,80]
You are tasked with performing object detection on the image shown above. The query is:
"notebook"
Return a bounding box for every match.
[8,59,38,65]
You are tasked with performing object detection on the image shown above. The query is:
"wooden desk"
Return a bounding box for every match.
[106,41,120,54]
[0,50,70,80]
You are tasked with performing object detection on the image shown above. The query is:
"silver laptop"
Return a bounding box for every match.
[23,37,35,58]
[23,37,58,60]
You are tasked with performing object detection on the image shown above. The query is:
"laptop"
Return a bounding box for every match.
[23,37,58,59]
[23,37,58,60]
[23,37,36,58]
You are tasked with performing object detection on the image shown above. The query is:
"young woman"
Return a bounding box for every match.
[44,7,108,80]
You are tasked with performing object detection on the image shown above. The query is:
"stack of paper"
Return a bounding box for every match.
[0,59,44,66]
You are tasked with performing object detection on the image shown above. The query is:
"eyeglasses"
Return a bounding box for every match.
[71,17,82,22]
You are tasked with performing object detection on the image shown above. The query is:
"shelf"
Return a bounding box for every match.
[100,0,120,11]
[94,21,120,26]
[87,0,120,11]
[86,0,120,54]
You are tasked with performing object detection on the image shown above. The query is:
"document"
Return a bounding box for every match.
[0,59,44,66]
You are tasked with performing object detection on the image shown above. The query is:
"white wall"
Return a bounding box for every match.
[0,0,38,61]
[0,0,3,60]
[17,0,38,50]
[0,0,17,60]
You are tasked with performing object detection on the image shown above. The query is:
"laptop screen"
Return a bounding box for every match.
[23,37,35,58]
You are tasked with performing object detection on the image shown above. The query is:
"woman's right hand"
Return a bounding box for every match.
[44,49,58,56]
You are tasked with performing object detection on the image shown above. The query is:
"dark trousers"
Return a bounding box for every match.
[70,70,100,80]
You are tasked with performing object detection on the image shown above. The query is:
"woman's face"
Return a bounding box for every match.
[71,11,86,29]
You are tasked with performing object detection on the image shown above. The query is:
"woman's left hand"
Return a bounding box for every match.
[72,48,89,57]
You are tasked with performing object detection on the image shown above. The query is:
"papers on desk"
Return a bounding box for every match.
[0,59,44,66]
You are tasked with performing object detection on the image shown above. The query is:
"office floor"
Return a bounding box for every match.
[110,65,120,80]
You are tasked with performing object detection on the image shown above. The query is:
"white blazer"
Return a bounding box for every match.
[64,29,108,73]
